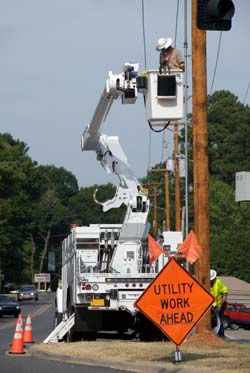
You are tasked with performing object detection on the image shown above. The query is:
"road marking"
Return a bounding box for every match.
[31,304,52,318]
[0,303,52,330]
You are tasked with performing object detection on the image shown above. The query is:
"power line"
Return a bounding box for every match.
[209,31,222,95]
[243,80,250,104]
[160,131,166,164]
[158,1,180,166]
[141,0,147,70]
[147,127,152,172]
[174,0,180,48]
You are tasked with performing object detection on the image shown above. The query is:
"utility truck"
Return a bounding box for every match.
[44,63,184,343]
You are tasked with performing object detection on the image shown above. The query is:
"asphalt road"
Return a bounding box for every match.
[225,327,250,342]
[0,293,130,373]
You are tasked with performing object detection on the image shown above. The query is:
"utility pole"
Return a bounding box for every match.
[174,122,181,231]
[153,184,158,237]
[192,0,211,333]
[144,182,163,237]
[150,167,170,231]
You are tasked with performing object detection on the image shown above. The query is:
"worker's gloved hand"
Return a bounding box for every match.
[179,62,185,71]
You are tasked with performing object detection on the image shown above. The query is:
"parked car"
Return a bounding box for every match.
[18,285,39,301]
[0,294,21,317]
[223,302,250,330]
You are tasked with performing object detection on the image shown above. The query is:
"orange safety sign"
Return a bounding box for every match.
[134,257,214,346]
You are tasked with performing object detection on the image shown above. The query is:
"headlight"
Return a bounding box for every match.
[92,284,99,291]
[0,306,2,310]
[31,292,34,296]
[16,306,20,310]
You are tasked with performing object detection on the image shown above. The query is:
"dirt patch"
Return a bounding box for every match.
[185,330,226,347]
[31,338,250,372]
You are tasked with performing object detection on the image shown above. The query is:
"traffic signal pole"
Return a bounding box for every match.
[192,0,211,333]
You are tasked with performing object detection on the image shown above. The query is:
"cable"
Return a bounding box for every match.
[141,0,151,171]
[174,0,180,48]
[147,127,152,171]
[209,31,222,95]
[243,80,250,104]
[141,0,147,70]
[148,121,170,133]
[160,130,166,164]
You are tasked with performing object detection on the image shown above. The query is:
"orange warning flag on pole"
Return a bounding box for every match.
[148,234,164,266]
[179,230,202,264]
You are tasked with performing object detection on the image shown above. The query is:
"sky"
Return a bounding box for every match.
[0,1,249,188]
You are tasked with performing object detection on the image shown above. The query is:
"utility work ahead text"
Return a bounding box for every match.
[153,282,194,325]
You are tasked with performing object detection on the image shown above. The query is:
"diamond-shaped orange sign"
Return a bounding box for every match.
[135,257,214,346]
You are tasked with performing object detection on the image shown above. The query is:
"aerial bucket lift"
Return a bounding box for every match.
[44,63,184,343]
[137,69,184,125]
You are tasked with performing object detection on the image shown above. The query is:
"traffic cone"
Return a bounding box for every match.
[23,314,34,343]
[9,317,25,354]
[18,313,23,333]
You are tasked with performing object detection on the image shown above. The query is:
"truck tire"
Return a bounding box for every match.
[54,312,63,327]
[65,295,76,342]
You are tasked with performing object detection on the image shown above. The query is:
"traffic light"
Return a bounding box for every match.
[197,0,235,31]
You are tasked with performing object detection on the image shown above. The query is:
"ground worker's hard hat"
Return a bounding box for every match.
[210,269,217,281]
[156,37,173,50]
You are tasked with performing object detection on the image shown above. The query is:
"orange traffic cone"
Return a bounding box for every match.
[18,313,23,333]
[23,314,34,343]
[9,317,25,354]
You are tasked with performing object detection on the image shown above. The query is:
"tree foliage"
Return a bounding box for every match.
[208,91,250,186]
[1,89,250,286]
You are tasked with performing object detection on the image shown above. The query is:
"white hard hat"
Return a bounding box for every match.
[210,269,217,281]
[156,37,173,50]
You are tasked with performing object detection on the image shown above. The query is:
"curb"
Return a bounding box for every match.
[29,346,195,373]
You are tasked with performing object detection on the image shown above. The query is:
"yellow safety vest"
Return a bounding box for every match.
[211,278,228,308]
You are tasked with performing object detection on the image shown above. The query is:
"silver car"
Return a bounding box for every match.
[18,285,39,301]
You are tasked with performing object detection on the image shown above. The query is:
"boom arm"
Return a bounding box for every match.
[81,63,150,249]
[94,134,148,212]
[81,64,139,152]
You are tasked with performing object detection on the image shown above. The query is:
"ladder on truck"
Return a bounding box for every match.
[43,313,75,343]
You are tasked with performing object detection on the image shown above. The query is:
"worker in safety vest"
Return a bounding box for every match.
[210,269,228,337]
[156,37,185,72]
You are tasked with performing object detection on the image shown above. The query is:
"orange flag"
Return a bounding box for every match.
[148,234,164,266]
[179,230,202,264]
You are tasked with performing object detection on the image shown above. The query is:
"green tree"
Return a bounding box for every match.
[208,90,250,186]
[209,177,250,282]
[28,165,79,275]
[69,183,125,226]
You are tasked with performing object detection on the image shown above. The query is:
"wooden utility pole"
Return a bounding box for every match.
[153,184,158,237]
[174,122,181,231]
[150,168,170,231]
[192,0,211,333]
[144,182,162,237]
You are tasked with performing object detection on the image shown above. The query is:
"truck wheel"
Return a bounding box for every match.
[66,328,76,342]
[64,296,76,342]
[54,311,63,327]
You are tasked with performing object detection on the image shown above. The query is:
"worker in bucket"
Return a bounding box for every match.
[156,37,185,72]
[210,269,228,338]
